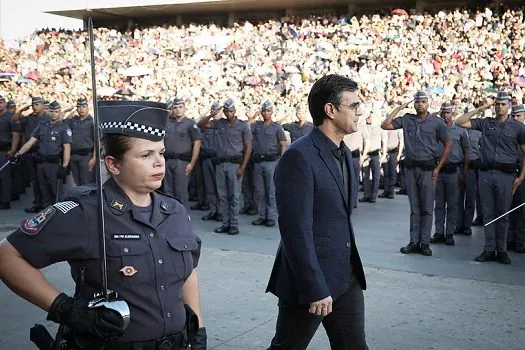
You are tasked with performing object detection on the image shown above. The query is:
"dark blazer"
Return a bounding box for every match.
[266,127,366,305]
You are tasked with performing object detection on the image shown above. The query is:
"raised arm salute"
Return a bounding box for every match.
[455,92,525,264]
[381,91,452,257]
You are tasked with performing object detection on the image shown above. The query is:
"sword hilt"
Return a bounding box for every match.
[88,290,131,332]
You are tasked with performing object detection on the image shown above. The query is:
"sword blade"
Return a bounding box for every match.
[0,160,10,173]
[483,201,525,227]
[88,17,109,300]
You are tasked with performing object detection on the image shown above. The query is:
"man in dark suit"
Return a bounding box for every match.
[266,74,367,350]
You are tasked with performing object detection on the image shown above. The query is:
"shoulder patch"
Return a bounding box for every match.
[193,124,198,129]
[53,201,79,214]
[66,129,72,137]
[20,206,57,235]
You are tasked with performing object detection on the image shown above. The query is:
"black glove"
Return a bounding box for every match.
[8,153,19,165]
[58,166,69,179]
[190,327,207,350]
[47,293,125,339]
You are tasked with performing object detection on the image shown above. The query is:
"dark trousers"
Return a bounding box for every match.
[268,276,367,350]
[406,167,434,245]
[70,154,93,186]
[363,154,380,200]
[0,151,11,203]
[242,160,256,210]
[382,151,398,195]
[509,180,525,245]
[457,168,481,229]
[26,153,43,207]
[479,170,514,252]
[37,162,60,208]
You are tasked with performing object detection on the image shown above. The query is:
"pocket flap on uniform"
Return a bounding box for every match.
[167,237,199,252]
[106,241,149,256]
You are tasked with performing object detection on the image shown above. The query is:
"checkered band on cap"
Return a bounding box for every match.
[97,100,169,142]
[100,121,166,138]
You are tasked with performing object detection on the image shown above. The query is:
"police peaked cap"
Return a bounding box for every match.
[77,98,89,107]
[211,102,222,111]
[223,98,235,109]
[414,91,429,101]
[261,100,274,110]
[98,100,169,142]
[44,100,50,108]
[512,104,525,115]
[0,94,5,101]
[440,102,453,111]
[49,101,61,110]
[495,91,511,101]
[6,100,16,107]
[31,97,45,105]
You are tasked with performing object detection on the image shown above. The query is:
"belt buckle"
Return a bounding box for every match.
[158,339,172,350]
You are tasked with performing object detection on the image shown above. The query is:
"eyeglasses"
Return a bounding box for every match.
[337,102,361,113]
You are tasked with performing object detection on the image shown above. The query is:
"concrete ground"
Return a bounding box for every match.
[1,188,524,349]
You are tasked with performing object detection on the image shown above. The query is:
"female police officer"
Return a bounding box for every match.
[0,100,207,349]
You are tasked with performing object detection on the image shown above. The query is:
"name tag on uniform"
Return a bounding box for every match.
[112,234,141,240]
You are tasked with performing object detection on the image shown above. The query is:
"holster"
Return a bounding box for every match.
[184,304,199,345]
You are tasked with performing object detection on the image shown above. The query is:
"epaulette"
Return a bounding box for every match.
[64,184,97,201]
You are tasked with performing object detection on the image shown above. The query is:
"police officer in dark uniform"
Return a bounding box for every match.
[197,98,253,235]
[282,105,314,143]
[382,91,452,256]
[507,104,525,253]
[250,101,287,227]
[11,101,71,208]
[455,92,525,264]
[6,99,17,114]
[163,98,201,209]
[0,100,207,349]
[65,98,95,186]
[456,125,483,235]
[379,128,403,199]
[14,97,50,213]
[6,99,24,201]
[430,103,470,246]
[201,102,223,222]
[0,94,21,209]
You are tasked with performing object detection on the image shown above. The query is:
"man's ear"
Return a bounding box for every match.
[324,103,336,121]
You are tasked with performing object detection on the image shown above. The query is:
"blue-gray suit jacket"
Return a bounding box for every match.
[266,127,366,304]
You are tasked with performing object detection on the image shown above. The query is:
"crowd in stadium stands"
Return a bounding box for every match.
[1,6,525,120]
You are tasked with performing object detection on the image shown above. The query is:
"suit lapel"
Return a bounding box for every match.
[311,128,347,206]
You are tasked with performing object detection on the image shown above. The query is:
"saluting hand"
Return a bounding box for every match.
[309,296,333,317]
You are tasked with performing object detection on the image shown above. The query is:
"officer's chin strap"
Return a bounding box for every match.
[87,17,131,331]
[484,202,525,227]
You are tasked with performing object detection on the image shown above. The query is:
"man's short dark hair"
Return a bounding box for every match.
[307,74,358,126]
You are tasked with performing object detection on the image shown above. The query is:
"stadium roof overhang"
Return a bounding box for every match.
[44,0,408,20]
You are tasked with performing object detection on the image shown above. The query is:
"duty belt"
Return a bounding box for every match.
[480,163,518,174]
[215,155,243,164]
[71,148,92,156]
[387,147,399,154]
[367,149,380,157]
[468,159,481,170]
[109,331,186,350]
[441,162,460,173]
[405,159,436,171]
[38,155,61,163]
[253,153,279,163]
[165,152,192,162]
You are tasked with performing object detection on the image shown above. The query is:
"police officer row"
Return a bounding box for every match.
[1,96,95,211]
[382,91,525,265]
